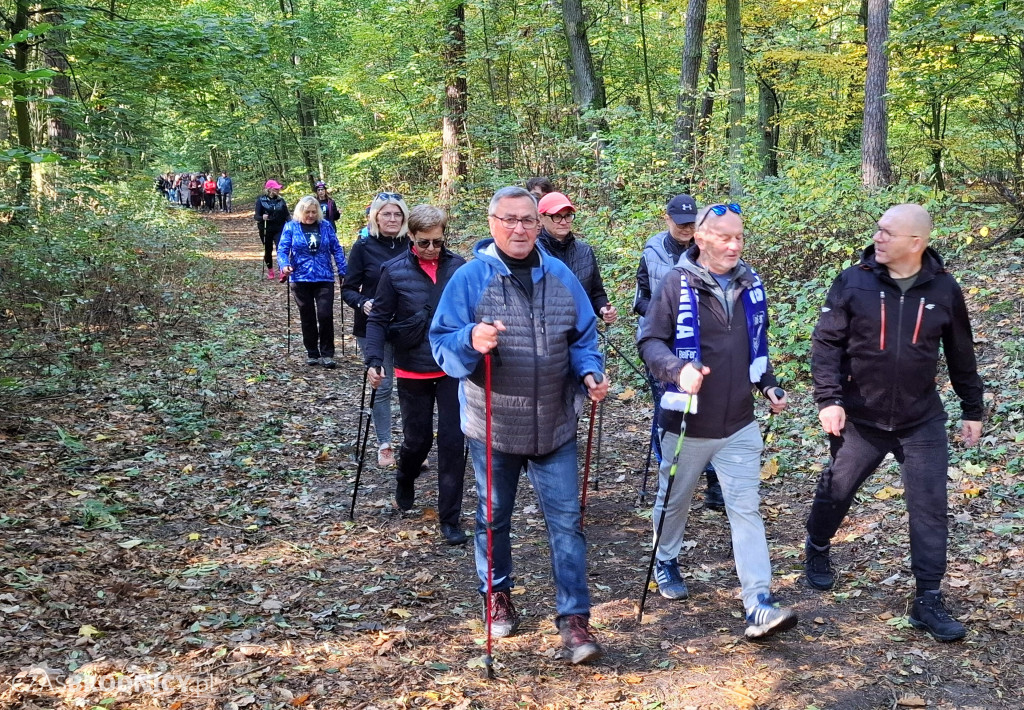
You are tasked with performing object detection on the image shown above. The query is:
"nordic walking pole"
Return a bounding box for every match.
[282,271,291,355]
[598,328,646,380]
[580,372,604,529]
[637,393,693,625]
[594,397,605,491]
[483,346,496,679]
[339,277,347,358]
[349,380,378,520]
[354,368,368,460]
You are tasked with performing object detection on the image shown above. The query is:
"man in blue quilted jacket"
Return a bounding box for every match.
[430,186,609,665]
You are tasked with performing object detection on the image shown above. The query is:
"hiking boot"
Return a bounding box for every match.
[483,590,520,639]
[804,538,835,590]
[557,614,603,665]
[909,591,966,642]
[744,593,798,639]
[654,558,689,600]
[704,466,725,511]
[306,356,320,366]
[440,523,469,546]
[395,477,414,511]
[321,357,336,369]
[377,444,396,468]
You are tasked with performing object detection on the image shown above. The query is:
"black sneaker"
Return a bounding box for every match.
[804,538,835,590]
[705,466,725,511]
[321,357,336,369]
[557,614,603,665]
[909,591,966,642]
[440,523,468,546]
[483,590,520,638]
[395,477,415,511]
[306,356,320,366]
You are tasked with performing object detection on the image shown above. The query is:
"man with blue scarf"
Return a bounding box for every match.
[638,202,798,639]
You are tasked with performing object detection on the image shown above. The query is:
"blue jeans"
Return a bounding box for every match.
[356,337,393,446]
[468,437,591,621]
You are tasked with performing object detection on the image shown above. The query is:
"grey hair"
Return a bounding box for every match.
[407,204,448,235]
[488,186,537,215]
[292,195,322,222]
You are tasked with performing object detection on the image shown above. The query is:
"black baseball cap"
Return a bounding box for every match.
[666,194,698,225]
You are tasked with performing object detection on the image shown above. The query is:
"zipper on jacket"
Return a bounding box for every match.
[879,291,886,350]
[912,297,925,344]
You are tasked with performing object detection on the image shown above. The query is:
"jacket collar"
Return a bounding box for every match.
[474,238,546,275]
[538,228,575,253]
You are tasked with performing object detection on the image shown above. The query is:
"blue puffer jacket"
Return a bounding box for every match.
[430,239,603,456]
[277,220,347,283]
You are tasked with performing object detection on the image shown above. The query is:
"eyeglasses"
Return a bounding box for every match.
[490,215,540,230]
[874,228,917,243]
[414,239,444,249]
[377,192,403,201]
[546,213,575,224]
[696,203,742,229]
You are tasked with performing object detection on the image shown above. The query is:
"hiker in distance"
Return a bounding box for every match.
[804,203,984,642]
[430,186,609,665]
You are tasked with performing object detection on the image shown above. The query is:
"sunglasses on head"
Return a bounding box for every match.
[377,192,403,201]
[697,202,742,228]
[414,238,444,249]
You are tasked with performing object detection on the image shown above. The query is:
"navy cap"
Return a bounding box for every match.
[666,194,698,225]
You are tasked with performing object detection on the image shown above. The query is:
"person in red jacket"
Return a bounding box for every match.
[805,203,984,642]
[203,176,218,212]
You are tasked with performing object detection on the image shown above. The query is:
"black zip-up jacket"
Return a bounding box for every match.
[364,247,466,373]
[254,195,290,237]
[537,229,609,317]
[812,245,984,430]
[341,233,410,337]
[638,247,778,439]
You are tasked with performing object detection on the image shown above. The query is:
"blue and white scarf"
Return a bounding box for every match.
[661,266,769,413]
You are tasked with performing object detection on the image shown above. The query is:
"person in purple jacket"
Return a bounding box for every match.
[278,195,347,368]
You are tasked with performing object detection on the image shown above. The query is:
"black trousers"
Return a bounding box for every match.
[291,281,335,358]
[396,375,466,526]
[805,418,949,588]
[263,228,283,269]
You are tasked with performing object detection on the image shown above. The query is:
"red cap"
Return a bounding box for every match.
[264,180,282,190]
[537,191,575,215]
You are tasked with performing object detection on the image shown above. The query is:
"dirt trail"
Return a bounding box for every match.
[0,208,1019,709]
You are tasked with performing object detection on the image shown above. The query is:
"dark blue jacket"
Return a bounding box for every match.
[365,247,466,373]
[342,233,410,337]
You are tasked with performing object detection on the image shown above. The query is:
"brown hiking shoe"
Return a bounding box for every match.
[557,614,603,665]
[483,590,520,639]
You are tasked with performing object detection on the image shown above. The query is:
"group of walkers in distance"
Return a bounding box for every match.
[156,171,233,212]
[230,173,985,666]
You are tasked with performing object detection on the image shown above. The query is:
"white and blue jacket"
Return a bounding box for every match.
[277,220,347,283]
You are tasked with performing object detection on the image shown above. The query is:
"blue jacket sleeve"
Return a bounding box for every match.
[277,221,296,269]
[556,265,603,381]
[429,264,484,379]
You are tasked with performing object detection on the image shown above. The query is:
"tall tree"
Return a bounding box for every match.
[561,0,606,118]
[725,0,746,195]
[674,0,709,163]
[862,0,893,188]
[440,1,467,202]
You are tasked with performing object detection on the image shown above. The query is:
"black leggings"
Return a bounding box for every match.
[263,228,283,269]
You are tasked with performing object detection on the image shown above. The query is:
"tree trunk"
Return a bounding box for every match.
[725,0,746,196]
[638,0,655,121]
[757,76,779,178]
[11,0,33,206]
[440,1,468,204]
[42,14,76,158]
[695,41,719,168]
[861,0,892,188]
[674,0,709,161]
[561,0,607,116]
